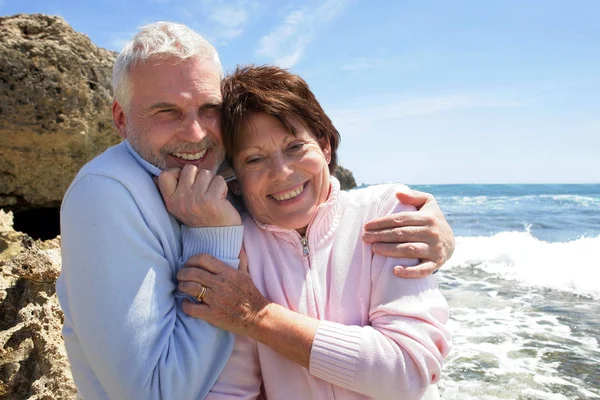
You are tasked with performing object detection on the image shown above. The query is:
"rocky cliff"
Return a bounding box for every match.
[0,14,120,211]
[334,165,357,190]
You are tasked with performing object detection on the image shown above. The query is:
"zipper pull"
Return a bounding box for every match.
[301,236,310,256]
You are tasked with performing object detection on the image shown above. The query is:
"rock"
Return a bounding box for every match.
[0,211,76,399]
[0,14,121,211]
[0,210,24,263]
[334,165,357,190]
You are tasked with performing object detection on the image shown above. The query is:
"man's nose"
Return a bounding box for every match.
[179,115,209,142]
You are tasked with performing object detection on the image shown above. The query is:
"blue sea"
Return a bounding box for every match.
[372,184,600,399]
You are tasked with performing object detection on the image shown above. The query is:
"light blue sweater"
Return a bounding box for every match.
[56,141,243,400]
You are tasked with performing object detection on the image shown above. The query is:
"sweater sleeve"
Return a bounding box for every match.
[58,174,236,400]
[180,225,244,268]
[309,185,451,400]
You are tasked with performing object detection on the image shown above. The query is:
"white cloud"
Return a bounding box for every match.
[330,94,527,126]
[210,5,248,26]
[176,0,260,43]
[257,0,351,68]
[208,3,249,40]
[343,57,382,71]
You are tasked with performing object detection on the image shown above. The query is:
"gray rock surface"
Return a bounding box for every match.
[334,165,357,190]
[0,210,76,399]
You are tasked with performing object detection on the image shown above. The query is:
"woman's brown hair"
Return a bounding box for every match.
[220,65,341,173]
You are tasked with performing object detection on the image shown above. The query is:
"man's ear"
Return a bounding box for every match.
[228,180,242,196]
[318,138,332,165]
[112,100,128,139]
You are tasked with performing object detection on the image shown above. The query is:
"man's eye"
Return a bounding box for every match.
[201,105,221,116]
[158,109,175,114]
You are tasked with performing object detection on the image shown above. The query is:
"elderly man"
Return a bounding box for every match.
[57,22,454,399]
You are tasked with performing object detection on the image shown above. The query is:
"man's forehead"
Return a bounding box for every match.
[130,56,220,82]
[129,57,221,102]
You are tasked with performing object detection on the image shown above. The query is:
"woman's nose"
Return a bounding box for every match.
[270,153,294,180]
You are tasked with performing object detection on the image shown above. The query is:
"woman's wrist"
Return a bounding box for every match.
[249,302,320,368]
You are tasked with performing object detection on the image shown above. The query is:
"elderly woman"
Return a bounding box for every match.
[165,66,451,399]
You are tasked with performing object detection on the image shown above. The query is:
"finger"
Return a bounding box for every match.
[178,280,211,298]
[394,189,435,210]
[238,248,249,273]
[185,253,229,274]
[393,261,439,279]
[157,168,182,198]
[177,265,215,283]
[206,173,228,202]
[193,168,220,196]
[363,213,432,234]
[363,226,431,244]
[178,164,201,190]
[181,299,211,319]
[372,242,430,259]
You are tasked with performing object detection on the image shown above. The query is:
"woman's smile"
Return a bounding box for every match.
[268,181,308,203]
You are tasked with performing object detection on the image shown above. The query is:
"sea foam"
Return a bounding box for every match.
[446,231,600,299]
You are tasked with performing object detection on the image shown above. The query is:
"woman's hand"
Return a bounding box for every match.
[177,252,270,336]
[178,251,319,368]
[362,189,455,278]
[157,165,242,227]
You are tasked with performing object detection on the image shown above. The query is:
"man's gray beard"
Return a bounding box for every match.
[126,124,225,173]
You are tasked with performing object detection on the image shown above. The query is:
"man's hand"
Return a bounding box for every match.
[157,165,242,227]
[177,252,270,337]
[362,189,455,278]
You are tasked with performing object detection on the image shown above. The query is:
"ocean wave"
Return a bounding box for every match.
[440,194,600,208]
[446,231,600,299]
[543,194,600,207]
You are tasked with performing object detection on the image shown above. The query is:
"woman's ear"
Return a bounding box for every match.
[228,180,242,196]
[318,138,332,165]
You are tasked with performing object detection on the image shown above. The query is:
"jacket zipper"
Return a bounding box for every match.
[300,236,310,256]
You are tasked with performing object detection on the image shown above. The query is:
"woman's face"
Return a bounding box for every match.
[232,112,332,235]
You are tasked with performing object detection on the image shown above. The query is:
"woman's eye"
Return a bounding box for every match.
[287,143,304,152]
[245,157,263,164]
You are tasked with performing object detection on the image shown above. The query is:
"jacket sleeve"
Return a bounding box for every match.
[58,174,242,400]
[308,185,452,400]
[205,334,263,399]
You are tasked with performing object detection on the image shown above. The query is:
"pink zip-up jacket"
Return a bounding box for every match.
[207,178,451,400]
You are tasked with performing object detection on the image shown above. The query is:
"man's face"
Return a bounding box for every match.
[114,56,224,171]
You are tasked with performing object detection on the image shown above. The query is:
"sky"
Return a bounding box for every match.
[2,0,599,184]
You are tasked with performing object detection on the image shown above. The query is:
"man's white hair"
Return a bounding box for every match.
[112,21,224,110]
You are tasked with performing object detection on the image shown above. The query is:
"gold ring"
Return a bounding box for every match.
[196,285,207,302]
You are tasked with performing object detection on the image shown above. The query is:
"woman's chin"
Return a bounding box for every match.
[271,213,314,234]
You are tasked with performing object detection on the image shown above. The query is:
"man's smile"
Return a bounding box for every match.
[171,149,208,161]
